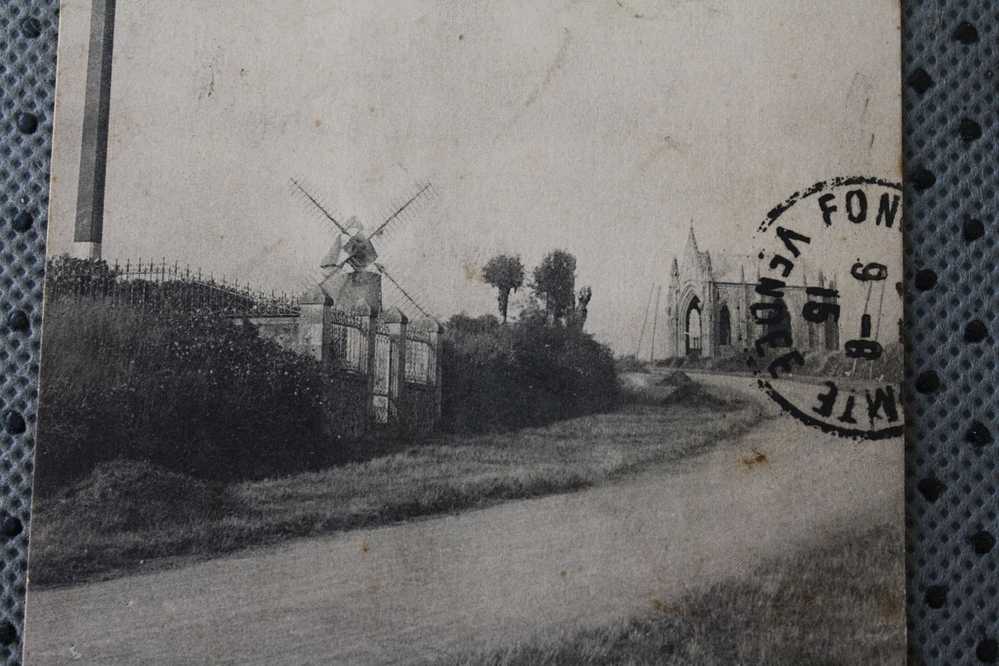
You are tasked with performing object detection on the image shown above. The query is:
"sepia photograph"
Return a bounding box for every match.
[25,1,904,663]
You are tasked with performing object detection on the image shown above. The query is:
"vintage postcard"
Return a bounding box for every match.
[25,1,904,663]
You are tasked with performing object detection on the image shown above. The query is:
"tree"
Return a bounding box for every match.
[531,250,577,321]
[481,254,525,323]
[572,286,592,330]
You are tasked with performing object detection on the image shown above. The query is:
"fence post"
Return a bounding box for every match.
[381,307,408,432]
[363,304,378,432]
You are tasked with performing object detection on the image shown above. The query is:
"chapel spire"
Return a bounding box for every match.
[686,222,698,253]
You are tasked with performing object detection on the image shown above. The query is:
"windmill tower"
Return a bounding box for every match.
[291,179,435,317]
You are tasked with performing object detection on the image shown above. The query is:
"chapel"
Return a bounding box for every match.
[663,227,840,359]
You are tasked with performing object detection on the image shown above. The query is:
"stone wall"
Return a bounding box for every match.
[241,300,442,441]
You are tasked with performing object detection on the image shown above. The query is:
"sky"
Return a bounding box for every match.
[49,0,901,355]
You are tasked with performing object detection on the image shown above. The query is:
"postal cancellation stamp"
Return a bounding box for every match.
[748,177,904,440]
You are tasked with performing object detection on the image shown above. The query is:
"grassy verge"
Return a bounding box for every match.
[438,524,905,665]
[30,382,762,588]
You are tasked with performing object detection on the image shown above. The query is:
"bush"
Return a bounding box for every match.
[34,301,328,494]
[440,313,618,433]
[664,343,903,383]
[657,370,693,387]
[615,354,649,374]
[43,460,226,533]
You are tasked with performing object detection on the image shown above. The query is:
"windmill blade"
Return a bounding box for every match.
[369,182,434,241]
[374,262,433,319]
[290,178,351,236]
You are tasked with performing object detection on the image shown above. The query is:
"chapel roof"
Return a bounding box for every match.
[679,228,823,287]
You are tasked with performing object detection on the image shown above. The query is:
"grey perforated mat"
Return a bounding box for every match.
[0,1,994,663]
[0,0,52,663]
[903,3,999,664]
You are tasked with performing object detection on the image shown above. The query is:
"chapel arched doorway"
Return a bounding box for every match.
[685,297,702,357]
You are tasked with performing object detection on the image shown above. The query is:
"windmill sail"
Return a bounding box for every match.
[290,179,351,236]
[369,182,434,241]
[320,235,344,274]
[289,176,436,316]
[374,262,433,319]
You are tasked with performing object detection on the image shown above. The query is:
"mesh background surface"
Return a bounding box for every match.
[0,1,994,664]
[903,3,999,664]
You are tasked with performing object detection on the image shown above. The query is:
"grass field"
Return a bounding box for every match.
[438,524,905,665]
[30,381,762,588]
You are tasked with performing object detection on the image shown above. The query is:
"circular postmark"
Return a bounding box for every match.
[746,176,903,440]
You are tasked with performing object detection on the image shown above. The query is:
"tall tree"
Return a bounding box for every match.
[531,250,577,321]
[573,286,592,330]
[481,254,525,323]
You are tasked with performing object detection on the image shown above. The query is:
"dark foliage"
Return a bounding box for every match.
[44,255,117,298]
[531,250,577,320]
[660,342,904,383]
[615,354,649,374]
[481,254,525,323]
[657,370,693,387]
[34,301,328,494]
[440,312,618,433]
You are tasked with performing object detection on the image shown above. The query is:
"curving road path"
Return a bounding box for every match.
[23,374,903,665]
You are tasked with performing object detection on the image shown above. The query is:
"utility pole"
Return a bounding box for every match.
[73,0,117,260]
[635,284,654,358]
[648,285,662,365]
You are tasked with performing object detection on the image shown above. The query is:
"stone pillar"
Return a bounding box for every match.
[74,0,117,260]
[419,318,444,427]
[677,310,682,357]
[361,302,378,429]
[702,283,714,359]
[297,286,332,366]
[381,307,408,431]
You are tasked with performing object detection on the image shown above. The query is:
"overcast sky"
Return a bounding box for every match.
[50,0,900,354]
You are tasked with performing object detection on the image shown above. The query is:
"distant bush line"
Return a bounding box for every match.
[440,313,619,433]
[651,343,904,383]
[35,301,620,494]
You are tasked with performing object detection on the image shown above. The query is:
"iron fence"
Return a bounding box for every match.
[330,309,369,373]
[47,257,301,317]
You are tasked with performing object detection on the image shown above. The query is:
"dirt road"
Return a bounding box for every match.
[24,375,903,665]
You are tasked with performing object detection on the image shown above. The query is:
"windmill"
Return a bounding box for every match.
[290,178,436,318]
